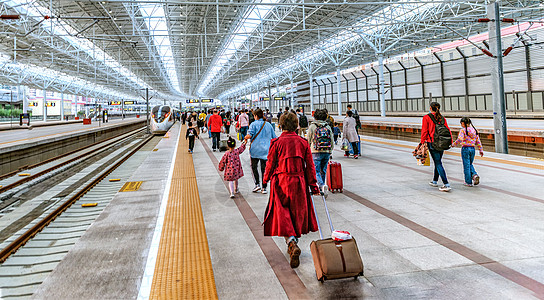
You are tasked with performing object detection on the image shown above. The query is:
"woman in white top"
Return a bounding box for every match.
[343,110,359,159]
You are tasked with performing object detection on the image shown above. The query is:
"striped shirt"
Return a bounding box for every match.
[452,127,483,152]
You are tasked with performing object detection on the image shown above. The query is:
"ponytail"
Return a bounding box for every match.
[460,117,479,137]
[430,102,443,122]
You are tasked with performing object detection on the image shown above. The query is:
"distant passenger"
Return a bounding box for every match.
[186,122,199,154]
[452,117,483,187]
[245,108,276,194]
[343,110,359,159]
[421,101,453,192]
[238,110,250,141]
[218,136,248,198]
[346,104,361,130]
[208,110,223,152]
[262,112,321,268]
[307,109,334,196]
[333,123,341,144]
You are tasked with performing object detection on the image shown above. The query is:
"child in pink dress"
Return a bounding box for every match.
[218,136,247,198]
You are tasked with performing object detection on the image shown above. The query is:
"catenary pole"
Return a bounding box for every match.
[378,53,386,117]
[488,1,508,153]
[337,67,342,116]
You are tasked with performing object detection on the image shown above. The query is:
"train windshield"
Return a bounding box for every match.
[151,106,171,122]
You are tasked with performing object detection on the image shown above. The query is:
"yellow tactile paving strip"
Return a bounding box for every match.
[150,126,218,300]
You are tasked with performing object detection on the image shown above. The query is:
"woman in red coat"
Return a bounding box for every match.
[263,112,321,268]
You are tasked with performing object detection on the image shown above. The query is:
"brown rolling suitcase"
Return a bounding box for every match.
[310,194,364,282]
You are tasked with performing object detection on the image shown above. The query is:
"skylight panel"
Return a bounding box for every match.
[138,2,181,93]
[5,0,149,89]
[197,0,282,96]
[220,0,437,99]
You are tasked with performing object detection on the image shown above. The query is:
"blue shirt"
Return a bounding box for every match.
[248,119,276,160]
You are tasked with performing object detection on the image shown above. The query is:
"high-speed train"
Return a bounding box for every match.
[150,105,178,134]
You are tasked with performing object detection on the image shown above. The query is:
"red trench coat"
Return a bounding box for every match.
[262,132,320,238]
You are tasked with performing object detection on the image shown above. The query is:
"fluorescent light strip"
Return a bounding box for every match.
[139,2,181,93]
[197,0,281,96]
[6,0,150,90]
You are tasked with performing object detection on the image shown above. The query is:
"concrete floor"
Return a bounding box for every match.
[195,129,544,299]
[0,117,141,148]
[27,124,544,299]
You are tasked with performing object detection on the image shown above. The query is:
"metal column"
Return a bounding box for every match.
[309,74,314,113]
[378,53,386,117]
[43,89,47,121]
[336,68,342,116]
[60,92,64,121]
[22,85,28,114]
[290,80,294,109]
[488,1,508,153]
[146,88,150,134]
[268,84,272,111]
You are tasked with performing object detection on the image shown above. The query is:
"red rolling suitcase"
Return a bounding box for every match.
[326,161,343,193]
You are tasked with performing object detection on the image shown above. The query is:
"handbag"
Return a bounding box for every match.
[341,139,349,151]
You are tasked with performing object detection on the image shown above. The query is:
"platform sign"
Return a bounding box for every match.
[274,97,285,101]
[259,97,270,101]
[201,99,214,103]
[119,181,143,192]
[28,102,39,107]
[124,101,136,105]
[109,101,122,105]
[186,99,199,104]
[46,102,55,107]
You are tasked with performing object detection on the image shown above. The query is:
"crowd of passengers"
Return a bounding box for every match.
[180,102,484,268]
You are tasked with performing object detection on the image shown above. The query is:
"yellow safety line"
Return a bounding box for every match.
[361,137,544,170]
[150,126,218,300]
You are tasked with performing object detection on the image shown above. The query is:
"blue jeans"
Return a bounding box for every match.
[240,126,249,141]
[461,146,477,184]
[428,143,449,185]
[313,152,331,187]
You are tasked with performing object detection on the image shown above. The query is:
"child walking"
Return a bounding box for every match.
[186,122,199,153]
[333,123,341,145]
[218,136,247,198]
[452,117,483,187]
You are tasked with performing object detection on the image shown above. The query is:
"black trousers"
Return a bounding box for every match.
[188,136,195,151]
[251,158,267,188]
[225,125,231,134]
[345,142,359,156]
[211,132,220,150]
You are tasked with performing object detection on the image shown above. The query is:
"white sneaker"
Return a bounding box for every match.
[252,185,261,193]
[261,188,268,194]
[439,185,452,192]
[429,181,439,187]
[230,193,235,198]
[235,189,240,194]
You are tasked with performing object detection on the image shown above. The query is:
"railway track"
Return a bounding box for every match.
[0,129,163,299]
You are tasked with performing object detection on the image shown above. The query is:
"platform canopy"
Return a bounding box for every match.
[0,0,542,102]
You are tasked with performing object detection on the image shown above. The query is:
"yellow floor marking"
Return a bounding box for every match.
[108,178,121,182]
[119,181,143,192]
[150,125,218,300]
[361,137,544,170]
[81,203,98,207]
[18,173,31,176]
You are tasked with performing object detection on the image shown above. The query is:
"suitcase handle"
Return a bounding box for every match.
[310,192,335,240]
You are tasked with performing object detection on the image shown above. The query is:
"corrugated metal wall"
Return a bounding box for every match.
[306,27,544,114]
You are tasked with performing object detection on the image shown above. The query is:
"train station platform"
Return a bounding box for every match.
[0,117,142,149]
[30,123,544,299]
[331,116,544,159]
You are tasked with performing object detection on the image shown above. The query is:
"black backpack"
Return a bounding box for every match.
[299,114,308,128]
[353,111,361,129]
[428,113,452,151]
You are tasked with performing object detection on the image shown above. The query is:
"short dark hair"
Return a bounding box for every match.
[347,104,352,109]
[253,108,264,119]
[347,110,353,117]
[188,121,193,127]
[227,136,236,148]
[279,112,298,132]
[314,109,327,121]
